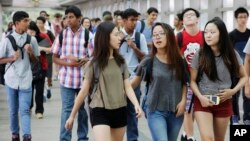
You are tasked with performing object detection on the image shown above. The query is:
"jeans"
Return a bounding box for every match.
[60,85,88,141]
[5,85,32,136]
[147,110,183,141]
[243,89,250,121]
[126,86,141,141]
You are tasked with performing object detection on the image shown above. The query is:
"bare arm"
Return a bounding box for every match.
[244,54,250,98]
[124,78,142,118]
[0,50,20,64]
[39,46,51,53]
[130,76,142,89]
[65,78,91,129]
[176,84,187,117]
[127,39,145,60]
[190,68,213,107]
[52,54,87,67]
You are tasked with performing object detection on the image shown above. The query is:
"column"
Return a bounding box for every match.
[0,4,3,41]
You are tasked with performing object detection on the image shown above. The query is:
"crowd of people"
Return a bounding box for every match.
[0,4,250,141]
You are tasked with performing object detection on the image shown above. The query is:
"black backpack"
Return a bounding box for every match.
[0,34,32,85]
[87,62,126,104]
[59,29,90,56]
[4,34,43,83]
[139,20,145,33]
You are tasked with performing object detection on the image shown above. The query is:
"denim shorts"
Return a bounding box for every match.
[90,107,127,128]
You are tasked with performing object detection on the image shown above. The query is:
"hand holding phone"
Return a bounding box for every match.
[204,95,220,105]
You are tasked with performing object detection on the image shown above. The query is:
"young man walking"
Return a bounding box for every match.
[51,6,93,141]
[178,8,204,141]
[119,8,148,141]
[0,11,40,141]
[229,7,250,125]
[136,7,158,52]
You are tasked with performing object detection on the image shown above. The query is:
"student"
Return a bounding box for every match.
[119,8,148,141]
[174,13,184,35]
[229,7,250,125]
[113,10,124,31]
[178,8,204,141]
[243,37,250,125]
[65,21,142,141]
[27,21,52,119]
[131,22,187,141]
[0,11,40,141]
[51,6,93,141]
[136,7,158,52]
[190,18,247,141]
[81,17,93,32]
[36,16,55,99]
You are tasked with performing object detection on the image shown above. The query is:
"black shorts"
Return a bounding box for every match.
[90,107,127,128]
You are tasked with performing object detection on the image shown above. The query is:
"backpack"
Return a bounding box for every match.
[0,34,32,85]
[5,34,43,82]
[139,20,145,33]
[87,62,126,104]
[59,29,90,56]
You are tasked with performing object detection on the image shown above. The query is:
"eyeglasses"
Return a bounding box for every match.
[152,32,166,40]
[183,13,196,18]
[112,31,124,37]
[237,16,248,19]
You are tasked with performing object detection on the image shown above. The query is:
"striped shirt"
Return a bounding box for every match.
[51,26,94,89]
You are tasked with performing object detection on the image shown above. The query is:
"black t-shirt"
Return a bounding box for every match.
[229,28,250,59]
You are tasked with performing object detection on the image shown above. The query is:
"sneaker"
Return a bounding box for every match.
[244,120,250,125]
[181,134,187,141]
[35,113,43,119]
[23,135,31,141]
[46,89,51,99]
[12,133,20,141]
[232,115,240,125]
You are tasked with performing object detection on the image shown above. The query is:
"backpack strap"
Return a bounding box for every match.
[134,32,141,50]
[84,29,89,48]
[145,57,154,96]
[140,20,145,33]
[6,35,18,51]
[59,30,64,48]
[177,32,183,48]
[88,62,100,104]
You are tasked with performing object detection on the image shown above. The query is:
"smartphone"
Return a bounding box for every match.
[204,95,220,105]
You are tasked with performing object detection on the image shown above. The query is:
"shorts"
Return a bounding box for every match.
[90,107,127,128]
[193,96,233,117]
[185,86,194,112]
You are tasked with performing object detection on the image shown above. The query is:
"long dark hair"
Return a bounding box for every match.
[151,22,184,82]
[91,22,125,70]
[199,18,240,81]
[28,21,42,42]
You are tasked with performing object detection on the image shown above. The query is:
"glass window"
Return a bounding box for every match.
[200,0,208,9]
[223,0,233,7]
[183,0,190,8]
[223,11,234,31]
[169,0,174,12]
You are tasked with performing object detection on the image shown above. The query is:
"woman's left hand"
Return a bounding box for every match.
[134,104,143,118]
[176,99,186,117]
[217,89,234,103]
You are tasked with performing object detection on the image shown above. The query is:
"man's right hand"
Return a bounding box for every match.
[12,50,20,61]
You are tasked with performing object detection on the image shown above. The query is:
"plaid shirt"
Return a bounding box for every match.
[51,26,94,89]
